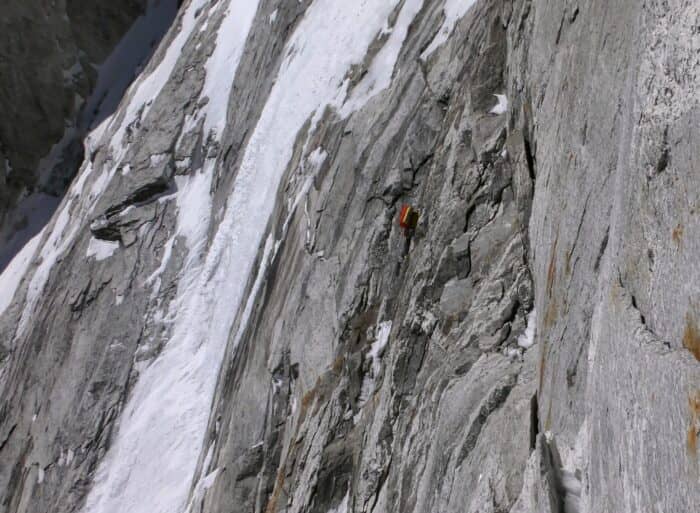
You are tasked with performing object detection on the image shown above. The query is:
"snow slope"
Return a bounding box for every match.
[0,193,59,273]
[422,0,478,58]
[0,231,43,317]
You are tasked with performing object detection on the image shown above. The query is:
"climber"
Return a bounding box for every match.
[398,204,420,238]
[397,204,420,264]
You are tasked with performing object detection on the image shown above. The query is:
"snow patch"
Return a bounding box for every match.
[200,469,220,492]
[269,8,278,24]
[174,170,213,246]
[185,444,221,512]
[145,237,175,295]
[55,449,76,470]
[0,231,43,316]
[504,347,522,359]
[88,165,116,200]
[421,0,478,59]
[196,0,260,141]
[86,238,120,262]
[358,321,392,405]
[307,147,328,169]
[37,467,45,484]
[341,0,425,116]
[149,153,169,167]
[70,161,95,198]
[489,94,508,115]
[517,309,537,349]
[369,321,392,377]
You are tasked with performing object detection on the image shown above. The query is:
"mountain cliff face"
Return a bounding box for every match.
[0,0,178,271]
[0,1,698,513]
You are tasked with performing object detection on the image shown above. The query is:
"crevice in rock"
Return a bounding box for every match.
[656,125,670,174]
[530,394,539,450]
[107,176,175,217]
[90,218,123,242]
[522,132,536,181]
[534,434,582,513]
[630,293,645,326]
[454,377,516,468]
[617,274,672,351]
[0,424,17,453]
[566,192,591,277]
[565,327,587,389]
[569,6,580,23]
[593,226,609,272]
[90,176,174,241]
[555,15,566,45]
[409,152,435,187]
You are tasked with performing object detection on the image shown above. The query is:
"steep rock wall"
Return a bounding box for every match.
[517,0,700,510]
[0,1,697,512]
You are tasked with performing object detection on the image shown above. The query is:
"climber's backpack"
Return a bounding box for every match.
[399,204,419,236]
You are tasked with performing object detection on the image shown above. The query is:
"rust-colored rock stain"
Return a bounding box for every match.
[682,312,700,361]
[672,223,684,247]
[547,236,558,297]
[544,299,558,329]
[689,391,700,457]
[539,343,547,391]
[265,471,286,513]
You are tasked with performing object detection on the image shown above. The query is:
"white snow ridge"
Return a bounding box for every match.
[517,309,537,349]
[489,94,509,115]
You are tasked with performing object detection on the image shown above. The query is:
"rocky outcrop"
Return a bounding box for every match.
[0,0,698,512]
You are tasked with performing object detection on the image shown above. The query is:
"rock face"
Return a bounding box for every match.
[0,0,177,271]
[0,1,698,513]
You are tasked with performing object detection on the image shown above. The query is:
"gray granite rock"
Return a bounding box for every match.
[0,0,698,512]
